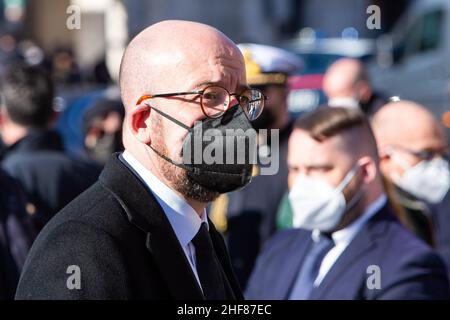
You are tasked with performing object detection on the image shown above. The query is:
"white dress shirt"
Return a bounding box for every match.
[122,150,207,288]
[313,194,387,287]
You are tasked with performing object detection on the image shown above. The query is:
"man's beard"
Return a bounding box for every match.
[151,113,220,203]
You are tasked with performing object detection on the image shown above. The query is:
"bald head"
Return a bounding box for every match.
[372,100,447,151]
[119,20,245,110]
[323,58,373,109]
[323,58,365,96]
[119,20,248,208]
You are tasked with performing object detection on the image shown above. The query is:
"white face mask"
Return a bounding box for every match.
[327,97,360,109]
[392,155,450,204]
[288,166,361,232]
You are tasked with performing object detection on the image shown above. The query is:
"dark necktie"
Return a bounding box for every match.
[289,233,335,300]
[192,222,228,299]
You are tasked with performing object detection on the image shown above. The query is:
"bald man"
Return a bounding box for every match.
[323,58,386,114]
[15,20,267,299]
[246,107,449,300]
[372,101,450,264]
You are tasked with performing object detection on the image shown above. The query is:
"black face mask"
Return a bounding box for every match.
[148,104,255,193]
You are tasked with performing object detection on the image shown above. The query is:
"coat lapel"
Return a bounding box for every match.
[310,205,393,299]
[279,231,313,299]
[99,153,204,300]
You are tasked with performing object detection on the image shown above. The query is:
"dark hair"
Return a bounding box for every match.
[1,63,54,128]
[294,106,373,142]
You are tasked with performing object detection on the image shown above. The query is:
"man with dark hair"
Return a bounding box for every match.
[0,63,54,130]
[0,63,101,231]
[246,107,449,299]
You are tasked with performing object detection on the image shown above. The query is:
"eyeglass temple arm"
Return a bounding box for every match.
[150,91,203,98]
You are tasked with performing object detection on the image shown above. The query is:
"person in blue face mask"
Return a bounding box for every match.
[246,106,449,300]
[372,100,450,276]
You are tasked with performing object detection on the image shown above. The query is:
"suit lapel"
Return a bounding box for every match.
[99,153,204,300]
[279,231,313,299]
[310,205,393,299]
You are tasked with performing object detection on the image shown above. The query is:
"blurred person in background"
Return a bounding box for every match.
[323,58,387,115]
[371,100,450,269]
[246,107,449,300]
[0,63,101,231]
[91,56,112,85]
[209,43,302,288]
[82,98,125,165]
[0,32,21,71]
[0,168,34,299]
[50,47,81,85]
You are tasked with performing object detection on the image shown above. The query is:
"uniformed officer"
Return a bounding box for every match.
[209,43,302,288]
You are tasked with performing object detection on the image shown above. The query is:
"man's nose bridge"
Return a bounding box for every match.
[229,95,239,109]
[297,167,309,176]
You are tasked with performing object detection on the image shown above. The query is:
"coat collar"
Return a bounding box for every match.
[98,153,242,300]
[0,130,64,160]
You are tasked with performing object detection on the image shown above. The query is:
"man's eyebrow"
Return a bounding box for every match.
[192,81,250,92]
[192,81,219,90]
[304,164,333,170]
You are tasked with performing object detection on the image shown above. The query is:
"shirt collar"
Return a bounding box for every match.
[122,150,208,247]
[313,194,387,245]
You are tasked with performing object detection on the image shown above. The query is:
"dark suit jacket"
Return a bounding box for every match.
[246,204,450,300]
[0,169,34,299]
[0,130,101,231]
[15,153,243,300]
[431,190,450,279]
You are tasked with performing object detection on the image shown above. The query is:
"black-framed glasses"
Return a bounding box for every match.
[136,85,267,121]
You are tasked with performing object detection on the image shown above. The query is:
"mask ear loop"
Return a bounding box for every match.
[145,103,192,131]
[335,165,358,193]
[336,164,365,212]
[144,103,199,173]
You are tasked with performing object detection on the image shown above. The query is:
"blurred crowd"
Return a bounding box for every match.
[0,27,450,300]
[0,31,125,299]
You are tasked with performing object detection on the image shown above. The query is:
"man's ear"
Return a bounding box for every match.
[128,103,152,144]
[358,156,378,184]
[377,147,392,173]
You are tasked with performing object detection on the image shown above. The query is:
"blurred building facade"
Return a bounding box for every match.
[23,0,127,81]
[14,0,409,79]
